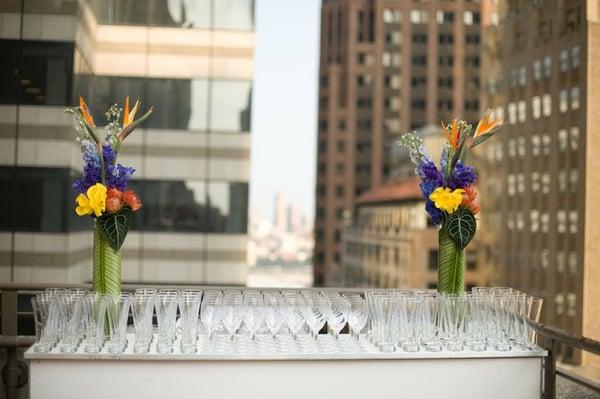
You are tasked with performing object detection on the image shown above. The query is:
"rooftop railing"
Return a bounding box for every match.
[1,282,599,399]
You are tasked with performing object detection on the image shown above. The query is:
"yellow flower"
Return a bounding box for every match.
[75,183,107,217]
[429,187,465,214]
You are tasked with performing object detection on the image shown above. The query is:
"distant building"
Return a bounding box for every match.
[274,193,287,233]
[480,0,600,364]
[339,178,491,289]
[314,0,484,286]
[0,1,254,285]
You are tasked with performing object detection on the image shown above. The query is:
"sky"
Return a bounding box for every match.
[250,0,321,223]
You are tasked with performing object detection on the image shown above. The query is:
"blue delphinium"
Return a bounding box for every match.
[416,160,445,224]
[447,161,477,189]
[73,143,135,194]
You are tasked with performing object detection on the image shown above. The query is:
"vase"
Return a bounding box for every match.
[93,220,121,295]
[437,227,465,294]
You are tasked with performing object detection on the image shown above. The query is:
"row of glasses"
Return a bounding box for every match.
[365,288,544,353]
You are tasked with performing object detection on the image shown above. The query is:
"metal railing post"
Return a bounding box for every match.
[541,335,556,399]
[2,288,19,399]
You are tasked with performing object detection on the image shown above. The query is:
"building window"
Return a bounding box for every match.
[383,9,401,24]
[532,96,541,119]
[508,102,517,124]
[532,59,542,81]
[570,127,580,151]
[494,106,504,121]
[543,56,552,78]
[428,250,438,270]
[532,172,540,192]
[517,100,526,122]
[572,46,580,69]
[542,94,552,116]
[541,173,551,194]
[335,185,345,197]
[531,135,541,156]
[410,10,428,24]
[542,134,551,155]
[569,211,578,234]
[436,10,454,24]
[518,65,527,86]
[558,170,567,192]
[557,210,567,233]
[463,11,474,25]
[560,49,569,72]
[569,169,579,192]
[558,129,568,151]
[540,213,550,233]
[559,90,568,113]
[571,86,580,110]
[530,210,539,232]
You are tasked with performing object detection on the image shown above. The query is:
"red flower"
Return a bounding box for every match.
[107,187,122,200]
[461,186,480,215]
[122,190,142,211]
[105,197,122,213]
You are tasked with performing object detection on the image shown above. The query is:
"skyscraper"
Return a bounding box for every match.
[0,0,254,285]
[480,0,600,363]
[314,0,483,286]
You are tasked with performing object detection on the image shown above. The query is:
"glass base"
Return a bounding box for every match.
[402,341,419,352]
[425,342,443,352]
[59,343,78,353]
[84,344,102,353]
[34,343,53,353]
[446,340,464,351]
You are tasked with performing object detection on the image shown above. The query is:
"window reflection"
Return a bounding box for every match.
[210,80,252,132]
[80,76,251,132]
[0,39,73,106]
[0,167,91,233]
[214,0,255,30]
[151,0,211,28]
[130,179,248,233]
[90,0,254,30]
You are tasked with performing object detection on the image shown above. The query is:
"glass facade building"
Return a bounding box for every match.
[0,0,254,285]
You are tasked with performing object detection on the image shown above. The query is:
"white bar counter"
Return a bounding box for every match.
[25,335,547,399]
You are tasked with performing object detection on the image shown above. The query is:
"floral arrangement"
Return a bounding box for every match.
[398,110,503,293]
[67,96,152,295]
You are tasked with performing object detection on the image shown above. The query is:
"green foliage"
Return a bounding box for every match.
[93,223,121,295]
[97,206,132,250]
[437,228,465,294]
[445,207,477,250]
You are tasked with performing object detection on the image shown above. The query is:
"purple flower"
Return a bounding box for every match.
[447,161,477,189]
[73,143,135,194]
[425,200,444,225]
[416,160,444,186]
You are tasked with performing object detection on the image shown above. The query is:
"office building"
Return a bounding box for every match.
[314,0,483,285]
[0,0,254,285]
[480,0,600,363]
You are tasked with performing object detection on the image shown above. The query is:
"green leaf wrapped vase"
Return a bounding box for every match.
[398,110,503,294]
[69,96,152,294]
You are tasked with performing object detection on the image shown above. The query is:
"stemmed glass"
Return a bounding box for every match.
[106,292,132,354]
[342,293,368,339]
[442,293,466,351]
[31,292,57,352]
[131,292,155,353]
[466,294,487,351]
[421,294,442,352]
[200,292,222,341]
[82,292,108,353]
[263,291,284,337]
[243,292,265,340]
[221,292,243,340]
[154,290,179,353]
[522,296,543,349]
[59,290,86,353]
[326,297,348,341]
[301,294,327,342]
[284,294,305,340]
[178,290,203,353]
[402,297,423,352]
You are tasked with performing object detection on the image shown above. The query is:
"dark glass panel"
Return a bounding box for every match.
[0,39,74,105]
[0,166,91,233]
[206,182,248,233]
[129,179,247,233]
